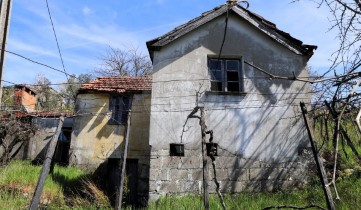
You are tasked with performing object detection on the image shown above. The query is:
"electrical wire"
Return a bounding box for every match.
[217,5,230,60]
[3,49,76,78]
[45,0,76,101]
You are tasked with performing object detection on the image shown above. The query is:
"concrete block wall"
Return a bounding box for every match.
[149,147,313,200]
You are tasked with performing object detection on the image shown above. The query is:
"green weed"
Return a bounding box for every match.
[0,160,111,209]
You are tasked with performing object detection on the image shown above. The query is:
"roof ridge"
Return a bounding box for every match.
[146,3,317,60]
[79,76,152,94]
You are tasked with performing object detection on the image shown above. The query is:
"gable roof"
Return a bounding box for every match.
[147,3,317,61]
[79,76,152,94]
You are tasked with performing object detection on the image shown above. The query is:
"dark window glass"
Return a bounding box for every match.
[211,70,222,80]
[121,96,131,123]
[227,71,239,81]
[227,82,239,92]
[209,59,222,70]
[226,60,239,70]
[208,58,242,92]
[109,95,131,124]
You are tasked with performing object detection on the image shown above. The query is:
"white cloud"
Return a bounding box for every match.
[82,6,93,16]
[8,38,58,58]
[58,23,141,49]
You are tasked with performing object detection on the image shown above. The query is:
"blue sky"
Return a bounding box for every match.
[3,0,337,86]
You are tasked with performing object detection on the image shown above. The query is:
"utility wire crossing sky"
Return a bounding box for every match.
[4,0,337,86]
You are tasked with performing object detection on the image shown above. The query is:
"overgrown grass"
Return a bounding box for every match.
[2,118,361,210]
[313,117,361,169]
[141,174,361,210]
[0,160,111,209]
[0,161,360,209]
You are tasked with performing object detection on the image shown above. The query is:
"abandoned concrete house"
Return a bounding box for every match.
[146,3,316,199]
[69,3,317,202]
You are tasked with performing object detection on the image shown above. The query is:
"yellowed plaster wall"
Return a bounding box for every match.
[70,93,124,170]
[70,92,151,172]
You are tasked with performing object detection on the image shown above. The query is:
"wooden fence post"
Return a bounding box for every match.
[200,107,209,210]
[0,0,13,102]
[29,116,64,210]
[300,102,335,210]
[115,109,132,210]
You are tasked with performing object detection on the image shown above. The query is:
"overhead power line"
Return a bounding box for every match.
[45,0,76,100]
[2,49,76,78]
[1,80,82,86]
[45,0,68,78]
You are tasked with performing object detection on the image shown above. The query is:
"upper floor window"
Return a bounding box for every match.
[109,95,131,124]
[208,58,243,92]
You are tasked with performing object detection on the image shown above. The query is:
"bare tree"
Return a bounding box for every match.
[94,46,152,77]
[288,0,361,205]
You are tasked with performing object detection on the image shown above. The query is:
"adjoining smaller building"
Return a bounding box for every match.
[70,76,152,204]
[1,84,72,165]
[27,113,73,166]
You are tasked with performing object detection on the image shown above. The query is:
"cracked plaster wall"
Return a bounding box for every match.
[149,13,312,198]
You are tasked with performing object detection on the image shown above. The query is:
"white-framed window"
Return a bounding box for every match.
[109,95,131,124]
[208,58,243,92]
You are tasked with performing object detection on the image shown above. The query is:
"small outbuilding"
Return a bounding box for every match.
[70,76,152,204]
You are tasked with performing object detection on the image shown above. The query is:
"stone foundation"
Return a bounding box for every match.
[149,147,312,200]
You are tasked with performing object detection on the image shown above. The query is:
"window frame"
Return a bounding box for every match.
[208,57,244,93]
[108,94,132,125]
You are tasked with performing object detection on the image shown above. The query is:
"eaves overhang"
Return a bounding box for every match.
[146,4,317,62]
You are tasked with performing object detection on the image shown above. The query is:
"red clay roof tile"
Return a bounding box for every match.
[79,76,152,94]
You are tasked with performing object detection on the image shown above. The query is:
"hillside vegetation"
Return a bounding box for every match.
[0,160,360,209]
[0,160,111,209]
[0,117,361,209]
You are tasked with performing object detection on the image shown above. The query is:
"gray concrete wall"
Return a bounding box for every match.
[25,117,73,162]
[149,148,312,199]
[149,13,311,198]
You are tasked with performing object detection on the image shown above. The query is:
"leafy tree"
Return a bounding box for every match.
[60,73,94,111]
[0,86,14,111]
[34,74,63,112]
